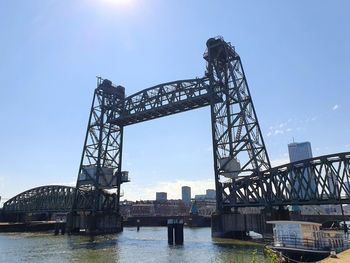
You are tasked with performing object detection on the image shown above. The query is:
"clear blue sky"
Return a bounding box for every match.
[0,0,349,204]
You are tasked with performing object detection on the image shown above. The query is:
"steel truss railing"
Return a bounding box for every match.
[111,78,211,126]
[2,185,117,213]
[3,185,77,213]
[228,152,350,207]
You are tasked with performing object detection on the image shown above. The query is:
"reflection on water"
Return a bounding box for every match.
[0,227,268,263]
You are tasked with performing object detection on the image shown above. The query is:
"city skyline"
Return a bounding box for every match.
[1,1,349,205]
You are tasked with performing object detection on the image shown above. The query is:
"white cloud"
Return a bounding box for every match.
[271,158,289,167]
[51,181,76,186]
[270,121,288,131]
[267,120,297,137]
[332,104,339,111]
[123,178,215,201]
[274,129,284,135]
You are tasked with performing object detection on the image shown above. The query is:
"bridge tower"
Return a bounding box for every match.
[205,37,271,237]
[68,78,127,234]
[67,37,271,236]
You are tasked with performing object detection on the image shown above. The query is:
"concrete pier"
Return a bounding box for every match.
[67,212,123,234]
[211,212,266,238]
[211,208,289,238]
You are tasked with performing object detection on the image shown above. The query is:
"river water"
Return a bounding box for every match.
[0,227,269,263]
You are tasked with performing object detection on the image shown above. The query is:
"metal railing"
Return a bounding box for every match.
[272,235,350,252]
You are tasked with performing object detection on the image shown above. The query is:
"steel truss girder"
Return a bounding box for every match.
[226,152,350,208]
[3,185,81,213]
[110,78,212,126]
[3,185,117,214]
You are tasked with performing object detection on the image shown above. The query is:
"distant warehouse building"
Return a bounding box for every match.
[156,192,167,201]
[206,189,216,200]
[194,189,216,201]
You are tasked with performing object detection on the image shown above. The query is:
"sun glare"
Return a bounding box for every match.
[102,0,133,7]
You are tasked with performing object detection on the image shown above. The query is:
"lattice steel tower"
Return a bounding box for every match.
[68,78,127,234]
[205,38,271,212]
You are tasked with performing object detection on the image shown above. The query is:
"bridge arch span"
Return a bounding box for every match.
[3,185,76,213]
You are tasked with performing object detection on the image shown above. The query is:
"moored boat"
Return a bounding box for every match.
[267,220,349,262]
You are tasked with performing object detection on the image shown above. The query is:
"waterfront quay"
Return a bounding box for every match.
[0,221,56,232]
[321,248,350,263]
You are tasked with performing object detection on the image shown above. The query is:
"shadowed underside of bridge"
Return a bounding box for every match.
[2,151,350,214]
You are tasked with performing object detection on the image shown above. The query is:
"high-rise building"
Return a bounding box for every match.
[288,142,313,162]
[156,192,167,201]
[181,186,191,205]
[288,141,315,211]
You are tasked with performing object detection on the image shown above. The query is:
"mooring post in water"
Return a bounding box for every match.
[167,219,174,245]
[167,218,184,245]
[136,219,140,231]
[175,221,184,245]
[54,213,67,235]
[54,223,59,235]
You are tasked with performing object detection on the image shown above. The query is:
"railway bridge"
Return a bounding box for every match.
[2,37,350,236]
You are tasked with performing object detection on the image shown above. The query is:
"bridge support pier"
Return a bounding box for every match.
[211,212,266,239]
[67,212,123,235]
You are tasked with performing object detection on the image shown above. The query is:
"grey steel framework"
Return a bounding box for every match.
[63,36,350,219]
[3,185,79,213]
[4,37,349,221]
[204,38,270,211]
[234,152,350,207]
[113,78,211,126]
[70,77,126,223]
[3,151,350,214]
[2,185,118,214]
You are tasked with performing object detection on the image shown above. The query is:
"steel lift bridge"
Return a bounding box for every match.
[66,37,350,235]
